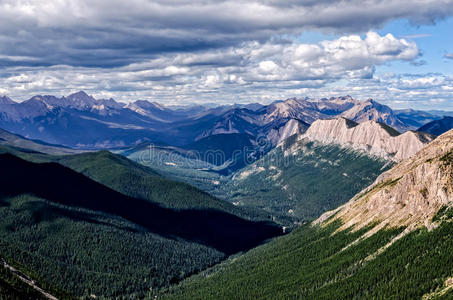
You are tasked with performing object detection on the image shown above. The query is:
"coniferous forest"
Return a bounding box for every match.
[1,3,453,296]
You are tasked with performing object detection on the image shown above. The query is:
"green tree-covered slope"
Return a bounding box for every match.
[0,145,266,221]
[0,151,281,298]
[123,137,391,226]
[0,265,50,300]
[163,213,453,299]
[220,139,391,224]
[162,131,453,299]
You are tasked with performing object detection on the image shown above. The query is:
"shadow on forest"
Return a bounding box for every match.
[0,153,282,255]
[10,200,142,234]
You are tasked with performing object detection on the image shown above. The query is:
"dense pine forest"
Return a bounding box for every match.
[123,137,391,225]
[0,264,49,300]
[219,139,391,223]
[162,208,453,299]
[0,149,281,298]
[1,0,453,297]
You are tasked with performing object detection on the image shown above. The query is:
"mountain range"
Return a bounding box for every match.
[1,91,452,299]
[205,117,433,224]
[418,117,453,136]
[301,117,434,161]
[1,91,448,152]
[0,142,281,298]
[0,90,438,225]
[162,129,453,300]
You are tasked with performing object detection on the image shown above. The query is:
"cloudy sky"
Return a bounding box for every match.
[0,0,452,109]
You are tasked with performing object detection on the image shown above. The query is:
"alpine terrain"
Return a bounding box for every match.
[162,129,453,299]
[1,1,453,299]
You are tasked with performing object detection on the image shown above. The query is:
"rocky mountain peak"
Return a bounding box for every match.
[326,95,355,102]
[68,90,90,99]
[264,97,323,124]
[128,100,169,112]
[300,117,434,161]
[0,95,16,105]
[64,91,97,108]
[316,128,453,234]
[341,98,409,132]
[24,95,56,110]
[29,95,44,101]
[97,98,124,109]
[268,118,309,146]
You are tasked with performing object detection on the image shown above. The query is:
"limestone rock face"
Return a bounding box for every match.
[341,98,409,132]
[316,129,453,232]
[263,98,325,124]
[301,117,434,161]
[266,119,309,146]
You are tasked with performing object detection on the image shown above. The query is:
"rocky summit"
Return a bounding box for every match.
[299,117,434,161]
[317,128,453,233]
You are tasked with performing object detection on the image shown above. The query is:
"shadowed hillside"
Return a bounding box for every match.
[0,153,281,254]
[161,130,453,300]
[0,152,282,298]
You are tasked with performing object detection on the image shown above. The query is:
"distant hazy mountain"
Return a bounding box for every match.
[395,108,441,129]
[341,98,410,132]
[418,116,453,136]
[125,99,199,122]
[192,97,359,146]
[0,91,428,151]
[0,127,84,155]
[426,110,453,117]
[0,91,170,148]
[0,95,15,105]
[193,108,264,140]
[236,103,265,111]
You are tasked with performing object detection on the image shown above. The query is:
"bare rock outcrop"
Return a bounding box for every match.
[341,98,409,132]
[300,117,434,161]
[267,119,309,146]
[316,129,453,232]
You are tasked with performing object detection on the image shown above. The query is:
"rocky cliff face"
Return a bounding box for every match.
[262,96,359,124]
[316,129,453,233]
[306,95,360,115]
[266,119,309,146]
[262,98,325,124]
[341,99,409,132]
[300,117,434,161]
